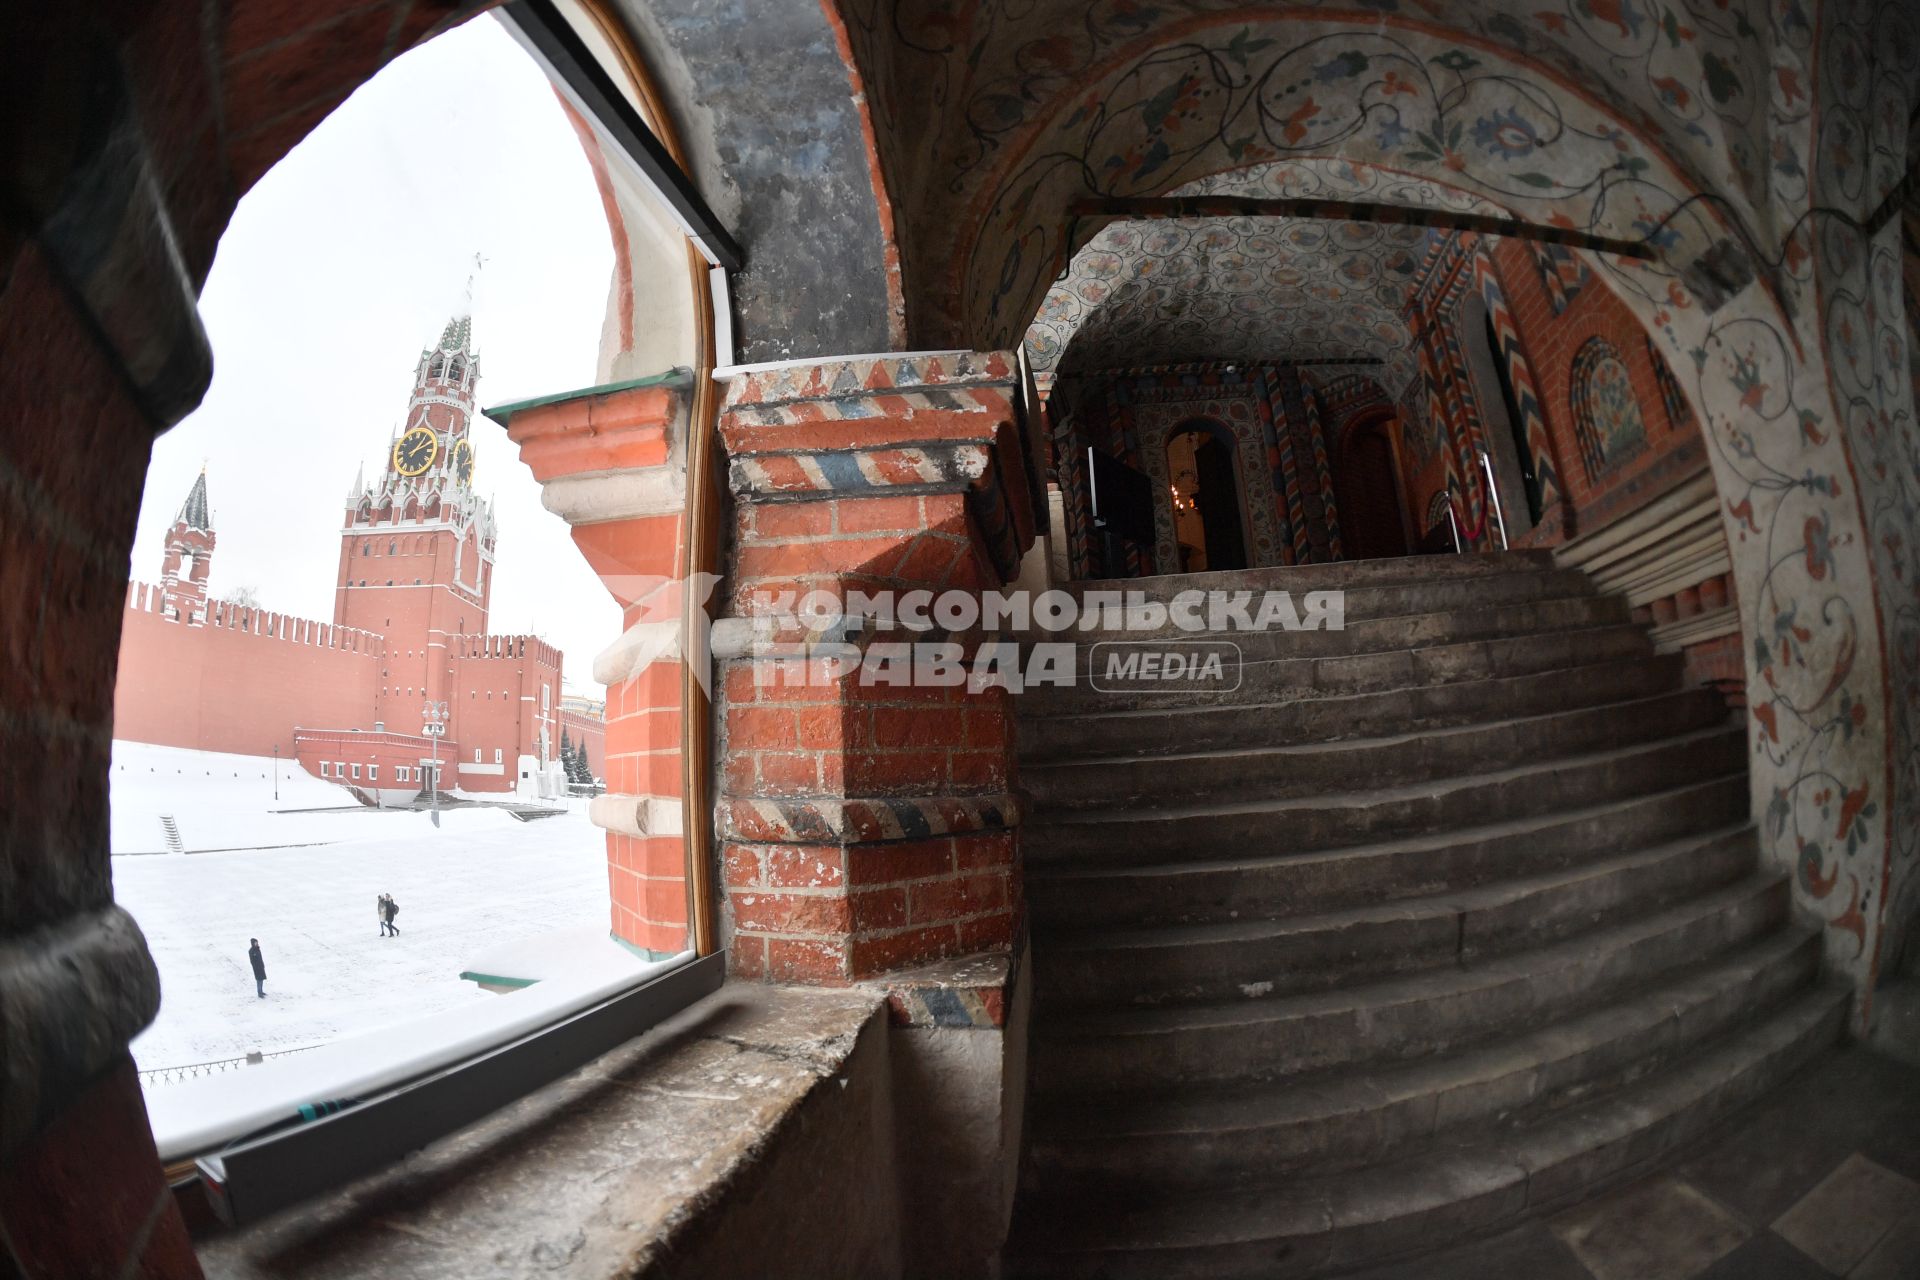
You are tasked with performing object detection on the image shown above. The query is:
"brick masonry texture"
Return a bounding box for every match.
[714,353,1035,984]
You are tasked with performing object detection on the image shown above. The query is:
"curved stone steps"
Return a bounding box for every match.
[1036,825,1760,1009]
[1026,928,1822,1189]
[1032,873,1789,1094]
[1007,984,1848,1279]
[1029,773,1750,930]
[1021,621,1655,714]
[1062,550,1558,601]
[1023,688,1725,813]
[1037,591,1627,668]
[1025,724,1747,869]
[1062,567,1597,643]
[1019,652,1687,762]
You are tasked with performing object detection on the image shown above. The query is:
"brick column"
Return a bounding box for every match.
[494,372,695,958]
[713,351,1042,984]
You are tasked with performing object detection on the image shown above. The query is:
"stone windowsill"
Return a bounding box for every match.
[190,982,886,1279]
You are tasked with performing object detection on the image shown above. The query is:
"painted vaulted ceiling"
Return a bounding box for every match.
[833,0,1792,348]
[1025,215,1435,388]
[1025,160,1508,409]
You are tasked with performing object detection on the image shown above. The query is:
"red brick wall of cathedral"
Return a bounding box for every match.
[1488,238,1708,532]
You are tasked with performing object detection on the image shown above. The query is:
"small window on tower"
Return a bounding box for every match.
[389,540,396,555]
[368,765,378,780]
[361,544,369,556]
[494,749,502,764]
[473,748,482,763]
[351,763,361,779]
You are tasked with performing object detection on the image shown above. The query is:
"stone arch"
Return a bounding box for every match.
[1133,398,1284,574]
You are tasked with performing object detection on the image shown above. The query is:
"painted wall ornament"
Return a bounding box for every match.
[1571,337,1651,479]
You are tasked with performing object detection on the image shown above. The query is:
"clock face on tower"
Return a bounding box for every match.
[452,439,475,486]
[394,427,438,476]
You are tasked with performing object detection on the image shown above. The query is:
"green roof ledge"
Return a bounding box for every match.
[481,366,694,429]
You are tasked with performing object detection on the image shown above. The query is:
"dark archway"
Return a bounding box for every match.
[1165,418,1247,573]
[1334,413,1411,561]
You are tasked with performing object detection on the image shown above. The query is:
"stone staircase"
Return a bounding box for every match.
[159,814,185,855]
[1005,550,1846,1279]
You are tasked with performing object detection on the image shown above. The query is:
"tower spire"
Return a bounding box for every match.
[175,465,212,532]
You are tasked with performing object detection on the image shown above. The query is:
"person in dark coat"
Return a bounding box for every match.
[383,895,400,936]
[248,938,266,998]
[378,893,393,937]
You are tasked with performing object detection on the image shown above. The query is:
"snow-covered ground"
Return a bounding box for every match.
[110,741,616,1073]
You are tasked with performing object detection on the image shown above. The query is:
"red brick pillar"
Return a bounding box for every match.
[713,352,1042,983]
[495,372,695,958]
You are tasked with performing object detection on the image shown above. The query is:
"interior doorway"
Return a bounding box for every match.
[1166,420,1248,573]
[1334,415,1412,560]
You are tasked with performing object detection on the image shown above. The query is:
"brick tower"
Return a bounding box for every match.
[158,467,214,623]
[334,314,498,731]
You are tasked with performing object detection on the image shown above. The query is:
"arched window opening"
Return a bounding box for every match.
[102,6,691,1182]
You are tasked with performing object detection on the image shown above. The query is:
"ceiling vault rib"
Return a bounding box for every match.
[1066,197,1657,261]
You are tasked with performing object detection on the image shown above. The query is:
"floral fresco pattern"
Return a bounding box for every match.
[1805,0,1920,1001]
[835,0,1788,324]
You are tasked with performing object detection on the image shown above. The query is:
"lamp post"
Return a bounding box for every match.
[422,700,448,828]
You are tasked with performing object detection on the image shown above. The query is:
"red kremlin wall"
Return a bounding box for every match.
[112,582,382,757]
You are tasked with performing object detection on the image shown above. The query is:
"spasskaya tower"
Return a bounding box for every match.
[334,314,499,727]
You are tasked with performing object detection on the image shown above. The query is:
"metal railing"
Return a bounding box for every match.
[140,1042,320,1087]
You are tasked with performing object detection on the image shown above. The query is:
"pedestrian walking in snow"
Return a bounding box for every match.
[248,938,266,998]
[383,895,400,936]
[377,894,390,937]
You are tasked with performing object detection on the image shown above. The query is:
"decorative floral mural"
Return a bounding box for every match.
[1571,337,1651,479]
[836,0,1784,324]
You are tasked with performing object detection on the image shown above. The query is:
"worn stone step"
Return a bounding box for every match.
[1023,688,1725,813]
[1025,928,1821,1190]
[1032,874,1789,1094]
[1006,984,1848,1279]
[1024,725,1747,870]
[1064,550,1559,603]
[1018,622,1654,715]
[1029,773,1750,930]
[1037,825,1760,1010]
[1030,592,1628,671]
[1019,652,1687,762]
[1055,568,1598,643]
